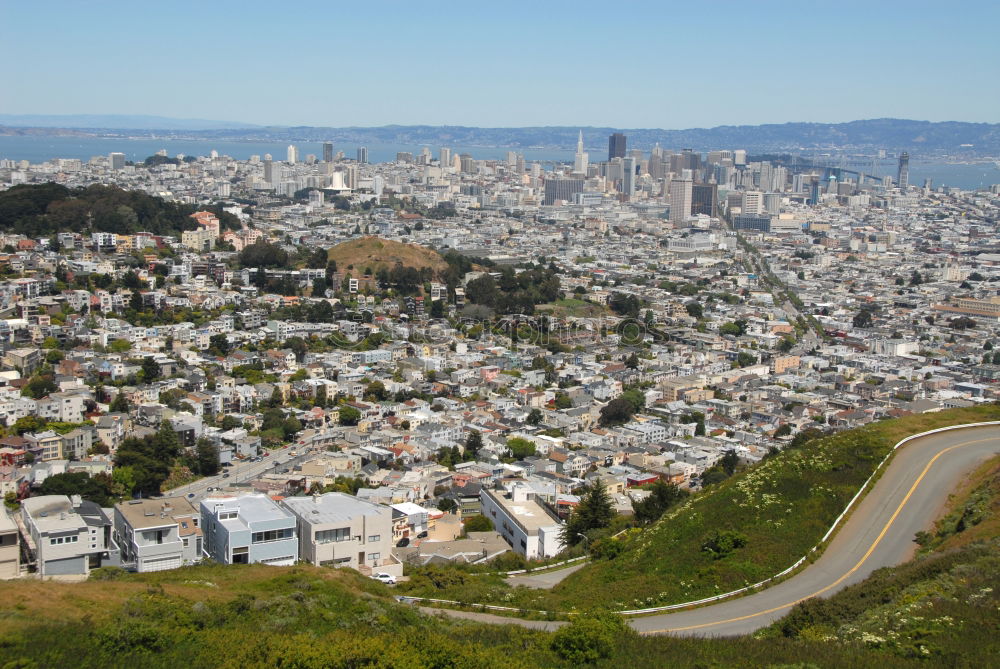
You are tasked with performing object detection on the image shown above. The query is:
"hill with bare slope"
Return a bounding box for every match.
[327,237,448,276]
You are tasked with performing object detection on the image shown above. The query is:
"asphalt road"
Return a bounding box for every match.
[167,446,310,499]
[505,562,588,589]
[633,424,1000,636]
[424,424,1000,637]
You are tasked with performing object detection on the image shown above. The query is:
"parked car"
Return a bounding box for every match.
[372,572,396,585]
[396,537,410,548]
[222,473,230,478]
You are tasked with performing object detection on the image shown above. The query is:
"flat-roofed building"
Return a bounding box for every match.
[479,486,564,559]
[282,492,399,576]
[201,494,297,566]
[20,495,114,577]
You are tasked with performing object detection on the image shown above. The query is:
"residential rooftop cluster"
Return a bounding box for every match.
[0,136,998,577]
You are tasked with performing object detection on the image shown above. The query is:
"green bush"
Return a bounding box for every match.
[550,613,630,664]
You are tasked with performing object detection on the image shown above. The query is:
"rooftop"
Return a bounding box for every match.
[282,492,392,526]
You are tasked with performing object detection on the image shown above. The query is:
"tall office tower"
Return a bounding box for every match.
[373,175,384,197]
[809,178,821,205]
[741,191,763,215]
[440,147,451,167]
[608,132,626,161]
[421,147,432,165]
[680,148,700,171]
[733,149,747,167]
[669,178,693,225]
[543,178,585,205]
[515,154,525,174]
[356,147,368,164]
[263,158,273,184]
[772,166,788,192]
[622,157,636,197]
[573,130,589,174]
[287,145,298,164]
[460,154,475,173]
[759,162,773,192]
[323,143,334,163]
[897,152,909,189]
[763,192,782,215]
[530,162,541,178]
[691,183,718,217]
[109,152,125,170]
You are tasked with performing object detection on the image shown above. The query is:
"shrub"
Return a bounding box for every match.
[701,530,748,560]
[550,612,630,663]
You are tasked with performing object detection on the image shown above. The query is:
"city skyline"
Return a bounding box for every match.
[2,1,998,128]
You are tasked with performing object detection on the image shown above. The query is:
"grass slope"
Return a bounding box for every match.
[327,236,448,276]
[765,454,1000,665]
[0,558,938,668]
[400,405,1000,612]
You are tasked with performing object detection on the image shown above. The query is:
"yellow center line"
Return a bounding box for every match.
[648,434,998,634]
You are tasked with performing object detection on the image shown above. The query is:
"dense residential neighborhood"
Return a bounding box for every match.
[0,141,998,581]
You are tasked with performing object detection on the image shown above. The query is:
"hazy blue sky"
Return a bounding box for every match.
[2,0,997,128]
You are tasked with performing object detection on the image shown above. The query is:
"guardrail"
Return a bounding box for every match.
[500,555,588,576]
[405,421,1000,618]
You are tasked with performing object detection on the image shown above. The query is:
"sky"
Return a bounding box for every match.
[2,0,998,129]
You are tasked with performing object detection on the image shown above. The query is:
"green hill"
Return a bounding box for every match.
[0,183,239,238]
[400,404,1000,613]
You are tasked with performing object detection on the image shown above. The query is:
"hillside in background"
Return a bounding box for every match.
[327,237,449,276]
[3,118,998,153]
[0,183,240,238]
[0,114,259,130]
[399,405,1000,613]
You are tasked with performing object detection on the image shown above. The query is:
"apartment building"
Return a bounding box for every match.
[479,486,565,560]
[282,492,400,576]
[114,497,202,572]
[20,495,114,577]
[200,494,297,566]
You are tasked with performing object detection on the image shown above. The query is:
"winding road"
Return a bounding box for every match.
[423,423,1000,636]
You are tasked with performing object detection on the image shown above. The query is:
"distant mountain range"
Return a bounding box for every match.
[0,114,259,131]
[1,116,998,153]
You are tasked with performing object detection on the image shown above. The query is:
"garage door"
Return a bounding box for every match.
[141,555,181,572]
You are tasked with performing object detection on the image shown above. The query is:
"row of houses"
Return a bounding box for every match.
[11,490,414,579]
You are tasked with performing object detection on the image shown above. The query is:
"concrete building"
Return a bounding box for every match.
[200,494,297,566]
[480,486,564,559]
[669,178,693,225]
[282,492,400,576]
[114,497,202,572]
[0,510,19,578]
[20,495,114,577]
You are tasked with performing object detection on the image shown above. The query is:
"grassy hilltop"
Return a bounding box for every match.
[327,237,449,276]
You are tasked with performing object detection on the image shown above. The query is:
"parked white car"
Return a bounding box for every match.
[372,572,397,585]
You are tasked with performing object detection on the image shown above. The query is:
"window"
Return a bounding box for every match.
[143,529,168,545]
[218,511,238,521]
[315,527,351,544]
[367,552,380,562]
[252,528,293,544]
[182,538,189,547]
[367,535,380,543]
